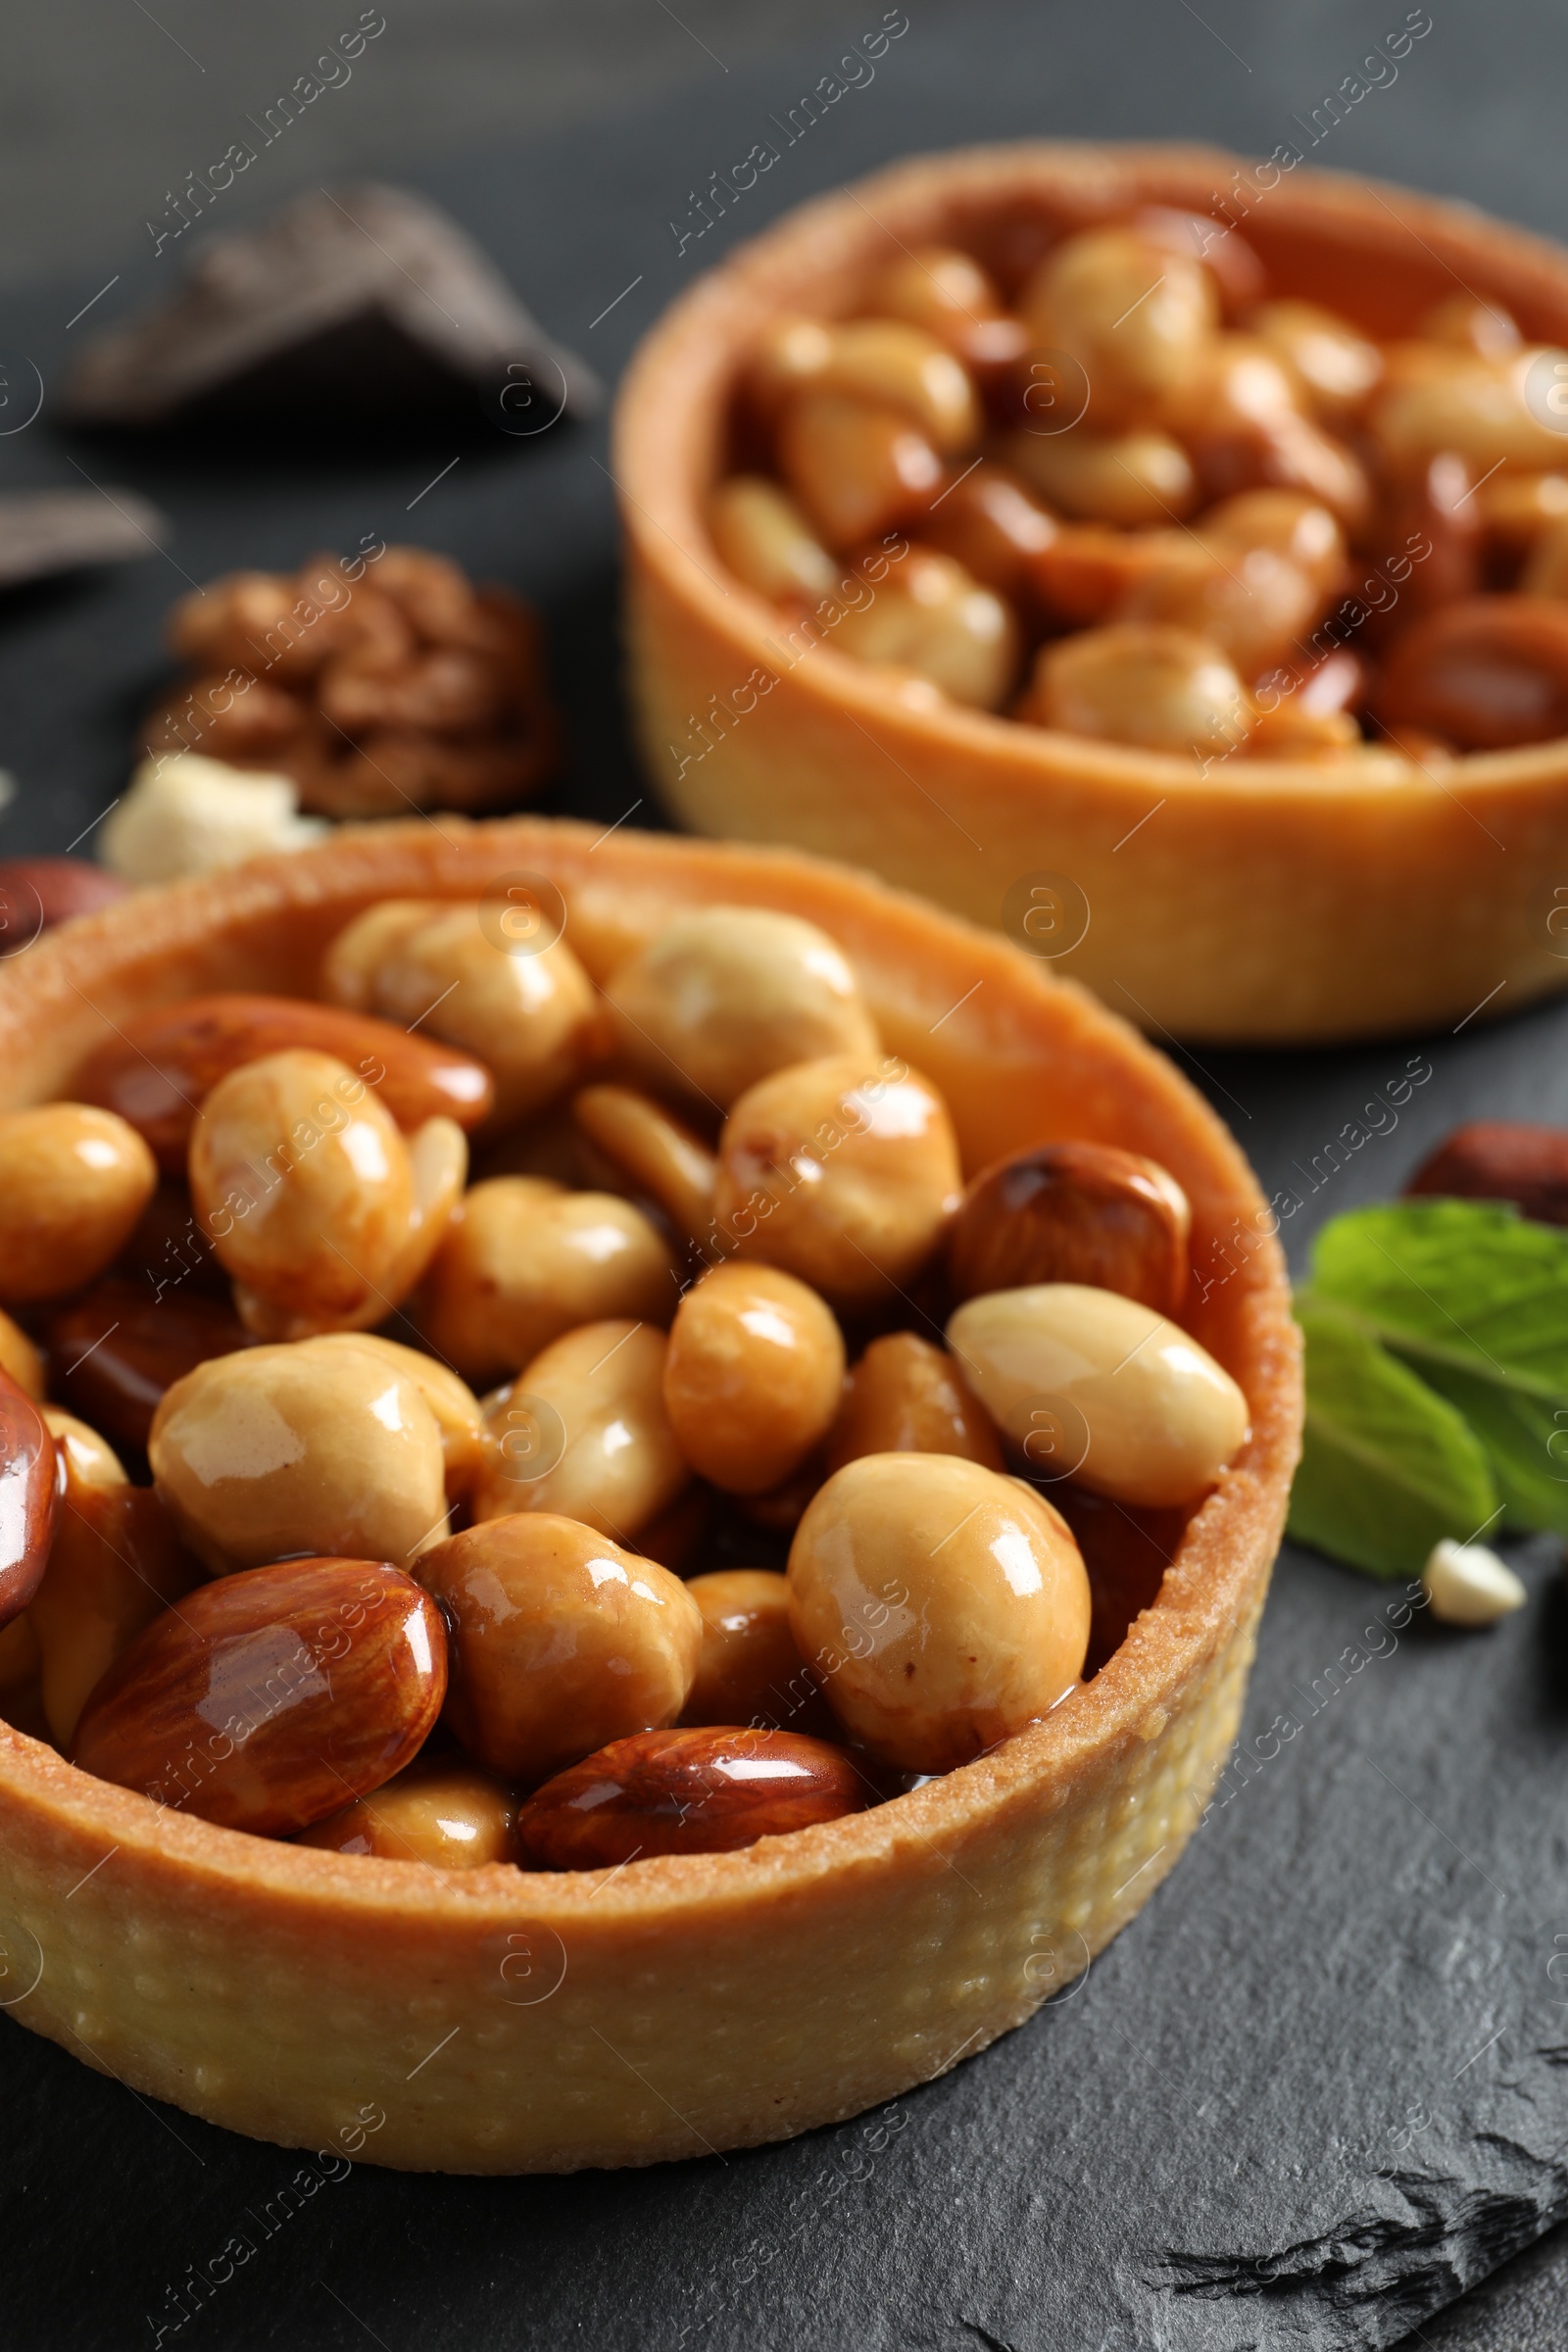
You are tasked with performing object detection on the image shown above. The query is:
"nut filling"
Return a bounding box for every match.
[3,890,1251,1868]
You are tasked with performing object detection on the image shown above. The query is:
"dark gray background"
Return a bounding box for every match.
[2,4,1566,2347]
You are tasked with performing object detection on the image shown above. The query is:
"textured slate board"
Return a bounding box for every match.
[1,5,1567,2346]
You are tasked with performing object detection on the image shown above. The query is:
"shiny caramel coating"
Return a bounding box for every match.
[572,1084,716,1243]
[826,1332,1003,1475]
[777,391,944,546]
[0,1103,157,1306]
[416,1513,701,1784]
[516,1726,865,1868]
[1019,623,1251,759]
[297,1760,516,1868]
[0,1308,43,1400]
[1017,226,1217,430]
[662,1261,844,1495]
[0,1371,61,1631]
[679,1569,829,1735]
[43,1279,252,1453]
[472,1319,687,1543]
[947,1140,1191,1316]
[787,1453,1091,1773]
[831,546,1019,709]
[708,475,838,602]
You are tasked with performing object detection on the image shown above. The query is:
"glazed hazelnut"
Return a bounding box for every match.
[742,315,833,416]
[30,1412,200,1745]
[189,1049,465,1340]
[865,244,1016,367]
[1198,489,1347,598]
[605,905,879,1111]
[322,899,602,1127]
[714,1053,961,1312]
[416,1513,701,1783]
[1003,426,1198,527]
[947,1282,1250,1509]
[1119,541,1320,684]
[830,546,1019,709]
[74,1557,448,1837]
[572,1083,716,1243]
[298,1333,488,1499]
[297,1760,516,1868]
[920,462,1057,598]
[787,1453,1091,1773]
[0,1103,157,1305]
[712,1052,962,1306]
[947,1141,1191,1316]
[662,1261,844,1494]
[149,1337,448,1575]
[826,1332,1003,1474]
[1020,623,1252,759]
[516,1727,864,1868]
[1369,354,1568,481]
[1018,225,1217,428]
[1245,299,1384,422]
[680,1569,827,1733]
[818,320,981,452]
[417,1177,676,1390]
[777,390,944,546]
[472,1319,687,1543]
[708,475,838,602]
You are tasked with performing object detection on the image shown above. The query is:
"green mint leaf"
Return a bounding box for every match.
[1309,1199,1568,1534]
[1289,1291,1498,1578]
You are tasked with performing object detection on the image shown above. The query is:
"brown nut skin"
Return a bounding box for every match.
[1402,1120,1568,1224]
[662,1262,845,1496]
[0,1369,60,1631]
[1378,596,1568,751]
[0,1104,157,1306]
[149,1339,448,1576]
[416,1514,701,1785]
[947,1141,1191,1318]
[605,906,879,1113]
[826,1332,1003,1475]
[787,1453,1091,1774]
[714,1054,961,1313]
[76,992,494,1174]
[515,1727,866,1869]
[73,1556,447,1838]
[296,1759,516,1867]
[43,1278,252,1453]
[473,1320,688,1543]
[322,900,602,1129]
[29,1428,202,1745]
[679,1569,832,1736]
[417,1176,677,1390]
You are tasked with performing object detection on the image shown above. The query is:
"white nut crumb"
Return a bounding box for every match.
[100,754,327,883]
[1421,1538,1528,1628]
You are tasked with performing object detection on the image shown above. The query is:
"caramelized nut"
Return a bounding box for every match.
[663,1261,844,1495]
[818,320,981,452]
[572,1084,716,1242]
[777,391,944,545]
[1017,226,1217,429]
[866,244,1014,368]
[742,316,834,417]
[473,1319,687,1542]
[708,475,838,601]
[0,1369,60,1630]
[322,900,602,1128]
[76,992,494,1173]
[297,1759,516,1867]
[0,1104,157,1305]
[74,1556,448,1836]
[29,1423,200,1744]
[1119,542,1322,684]
[826,1332,1003,1474]
[788,1454,1090,1772]
[1020,622,1252,759]
[947,1140,1191,1315]
[919,461,1057,597]
[679,1569,828,1733]
[1199,489,1348,598]
[417,1513,701,1783]
[1403,1120,1568,1223]
[948,1282,1250,1508]
[1378,596,1568,750]
[516,1726,865,1867]
[830,546,1019,708]
[1369,353,1568,480]
[0,1308,43,1400]
[714,1054,961,1312]
[417,1177,676,1389]
[299,1333,488,1498]
[149,1338,447,1575]
[1245,299,1383,422]
[606,906,878,1111]
[43,1279,251,1452]
[1419,293,1521,358]
[189,1049,464,1339]
[1003,425,1197,526]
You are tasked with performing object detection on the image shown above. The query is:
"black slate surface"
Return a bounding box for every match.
[2,5,1567,2346]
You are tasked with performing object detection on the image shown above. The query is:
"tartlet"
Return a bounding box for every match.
[0,817,1298,2171]
[615,141,1568,1044]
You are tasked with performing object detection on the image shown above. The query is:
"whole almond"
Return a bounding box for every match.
[946,1139,1190,1314]
[76,992,494,1172]
[73,1556,447,1835]
[45,1278,252,1451]
[515,1726,866,1868]
[0,1368,59,1629]
[1403,1120,1568,1225]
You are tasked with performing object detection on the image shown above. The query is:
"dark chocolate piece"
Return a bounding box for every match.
[61,182,600,429]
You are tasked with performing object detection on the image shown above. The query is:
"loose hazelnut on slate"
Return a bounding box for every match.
[1403,1120,1568,1224]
